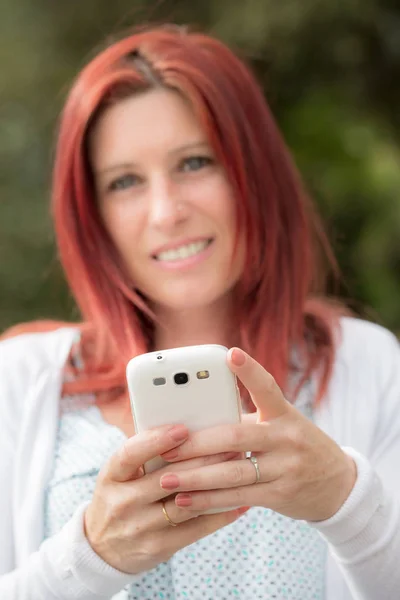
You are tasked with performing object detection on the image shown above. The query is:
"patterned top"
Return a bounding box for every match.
[43,377,327,599]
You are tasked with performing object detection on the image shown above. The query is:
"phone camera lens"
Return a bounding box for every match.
[174,372,189,385]
[156,355,162,360]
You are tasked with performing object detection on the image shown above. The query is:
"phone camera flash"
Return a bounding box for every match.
[153,377,166,386]
[197,370,210,379]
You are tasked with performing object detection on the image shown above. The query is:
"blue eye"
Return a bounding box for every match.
[108,174,139,191]
[180,156,213,172]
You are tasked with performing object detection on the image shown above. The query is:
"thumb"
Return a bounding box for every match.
[227,347,289,421]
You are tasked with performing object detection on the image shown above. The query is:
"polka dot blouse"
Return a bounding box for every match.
[44,388,327,599]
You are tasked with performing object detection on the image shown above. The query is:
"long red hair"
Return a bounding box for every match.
[3,25,347,403]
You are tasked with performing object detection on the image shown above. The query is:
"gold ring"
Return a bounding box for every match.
[162,501,178,527]
[248,455,261,484]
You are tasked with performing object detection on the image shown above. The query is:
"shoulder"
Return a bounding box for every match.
[336,316,399,374]
[338,315,398,347]
[329,317,400,421]
[0,326,79,443]
[0,326,79,395]
[0,326,79,368]
[317,317,400,447]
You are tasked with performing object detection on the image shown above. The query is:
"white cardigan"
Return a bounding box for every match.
[0,317,400,599]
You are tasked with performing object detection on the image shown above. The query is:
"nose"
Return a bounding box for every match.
[147,175,187,230]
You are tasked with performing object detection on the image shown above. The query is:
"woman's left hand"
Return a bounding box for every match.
[159,347,357,522]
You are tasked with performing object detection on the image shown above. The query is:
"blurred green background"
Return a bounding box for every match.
[1,0,400,333]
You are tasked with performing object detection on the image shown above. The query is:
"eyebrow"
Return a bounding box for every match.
[95,141,210,176]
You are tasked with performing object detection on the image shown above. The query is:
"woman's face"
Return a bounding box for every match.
[89,88,244,312]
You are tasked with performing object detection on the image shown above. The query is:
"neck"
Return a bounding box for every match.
[152,295,238,351]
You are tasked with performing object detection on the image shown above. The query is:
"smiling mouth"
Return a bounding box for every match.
[154,238,213,262]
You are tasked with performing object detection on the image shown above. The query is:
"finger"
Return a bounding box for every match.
[159,456,279,493]
[157,495,248,528]
[165,507,247,550]
[228,348,290,421]
[107,424,189,482]
[127,496,202,532]
[162,422,270,462]
[174,486,265,513]
[157,496,204,527]
[241,412,257,424]
[128,451,241,504]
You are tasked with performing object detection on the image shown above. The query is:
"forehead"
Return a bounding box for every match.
[89,88,207,169]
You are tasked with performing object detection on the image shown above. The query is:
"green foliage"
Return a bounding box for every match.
[1,0,400,332]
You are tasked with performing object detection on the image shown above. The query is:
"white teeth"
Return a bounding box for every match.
[156,240,210,262]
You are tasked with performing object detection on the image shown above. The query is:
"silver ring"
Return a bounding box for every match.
[248,455,261,484]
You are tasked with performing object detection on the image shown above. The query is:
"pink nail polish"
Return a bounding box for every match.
[237,506,250,515]
[230,348,245,366]
[176,494,192,507]
[160,474,180,490]
[168,425,188,442]
[162,448,179,460]
[224,452,241,461]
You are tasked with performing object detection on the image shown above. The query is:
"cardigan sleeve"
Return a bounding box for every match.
[0,503,136,599]
[311,328,400,599]
[0,336,23,574]
[0,334,136,598]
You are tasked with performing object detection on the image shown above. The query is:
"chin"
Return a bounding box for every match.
[158,295,220,312]
[148,284,232,313]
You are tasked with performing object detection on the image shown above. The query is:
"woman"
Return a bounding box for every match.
[1,24,399,600]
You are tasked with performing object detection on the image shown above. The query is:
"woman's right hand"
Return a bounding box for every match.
[84,424,243,574]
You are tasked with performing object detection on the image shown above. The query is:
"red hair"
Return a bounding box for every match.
[5,25,348,403]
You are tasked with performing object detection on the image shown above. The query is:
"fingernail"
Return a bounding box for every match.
[224,452,241,461]
[176,493,192,507]
[230,348,246,367]
[160,474,180,490]
[162,448,179,460]
[168,425,188,443]
[237,506,250,516]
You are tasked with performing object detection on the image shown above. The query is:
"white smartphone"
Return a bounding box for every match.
[126,344,242,474]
